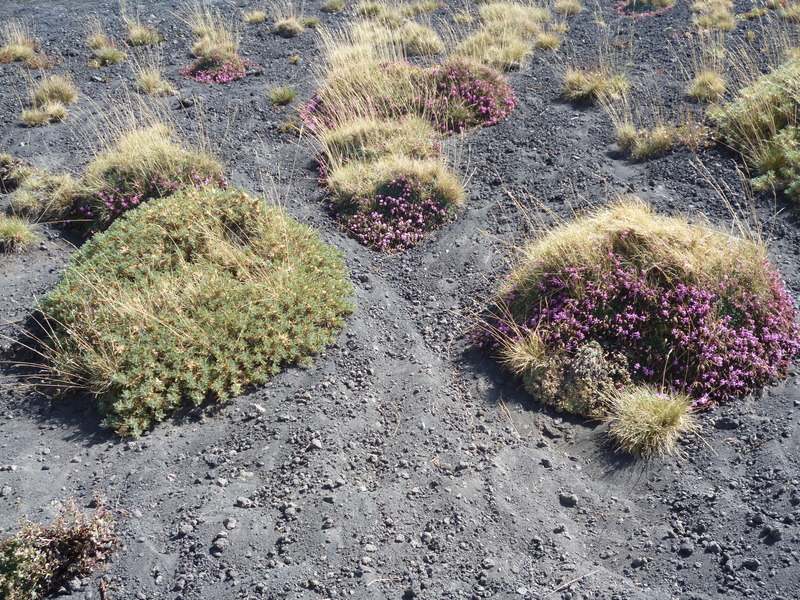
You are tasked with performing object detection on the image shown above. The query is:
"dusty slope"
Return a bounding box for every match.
[1,1,799,599]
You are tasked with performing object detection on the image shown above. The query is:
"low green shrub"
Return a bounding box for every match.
[37,187,354,436]
[711,57,800,201]
[0,500,116,600]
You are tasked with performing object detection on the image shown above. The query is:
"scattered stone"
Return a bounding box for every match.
[705,541,722,554]
[235,497,254,508]
[1,486,11,497]
[224,517,238,530]
[482,558,495,569]
[678,542,694,557]
[364,543,377,552]
[178,522,194,536]
[559,492,578,507]
[714,417,740,430]
[742,558,761,571]
[540,458,552,469]
[631,557,647,568]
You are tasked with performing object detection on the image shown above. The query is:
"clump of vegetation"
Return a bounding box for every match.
[303,16,324,28]
[86,20,126,66]
[452,28,532,71]
[20,76,77,127]
[0,499,116,600]
[616,124,676,159]
[181,2,249,83]
[29,74,78,106]
[322,0,346,13]
[0,154,31,193]
[274,17,304,37]
[534,31,562,51]
[37,187,354,436]
[301,59,516,134]
[601,387,700,457]
[614,0,675,17]
[478,201,800,449]
[126,24,164,46]
[67,123,225,232]
[0,215,37,252]
[686,69,726,101]
[710,56,800,200]
[8,171,77,223]
[326,156,464,252]
[0,20,37,63]
[397,21,444,55]
[20,103,66,127]
[135,67,175,95]
[268,85,296,106]
[562,66,630,103]
[691,0,736,30]
[554,0,582,16]
[243,9,268,24]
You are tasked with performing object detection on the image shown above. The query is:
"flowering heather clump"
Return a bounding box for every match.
[181,52,250,84]
[480,201,800,417]
[68,162,227,230]
[334,174,456,252]
[428,60,516,133]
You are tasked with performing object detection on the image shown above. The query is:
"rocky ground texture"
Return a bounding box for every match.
[1,0,799,599]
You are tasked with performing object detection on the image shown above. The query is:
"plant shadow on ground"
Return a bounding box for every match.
[1,314,226,444]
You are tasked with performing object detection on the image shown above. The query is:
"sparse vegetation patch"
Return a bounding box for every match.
[0,500,116,600]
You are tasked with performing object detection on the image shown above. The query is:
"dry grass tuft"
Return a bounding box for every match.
[322,0,346,13]
[243,9,268,24]
[534,31,562,51]
[0,215,37,252]
[452,28,532,70]
[181,2,240,58]
[691,0,736,30]
[275,17,305,37]
[0,20,37,62]
[268,85,296,106]
[602,387,699,457]
[30,74,78,106]
[554,0,583,16]
[479,1,549,35]
[562,67,629,103]
[687,69,726,101]
[21,102,68,127]
[9,171,77,222]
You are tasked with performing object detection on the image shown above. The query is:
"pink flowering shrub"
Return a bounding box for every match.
[478,202,800,413]
[428,60,516,133]
[181,52,250,84]
[333,174,456,253]
[68,162,227,231]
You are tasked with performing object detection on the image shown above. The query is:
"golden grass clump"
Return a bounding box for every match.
[562,67,630,103]
[243,9,268,24]
[397,21,444,55]
[687,70,726,101]
[274,17,305,37]
[9,171,77,222]
[452,28,532,71]
[30,74,78,106]
[479,1,550,36]
[136,69,175,95]
[534,31,562,51]
[21,102,68,127]
[319,116,440,167]
[782,2,800,21]
[322,0,346,12]
[602,387,699,457]
[0,20,37,62]
[554,0,582,16]
[691,0,736,30]
[0,215,37,252]
[182,2,240,58]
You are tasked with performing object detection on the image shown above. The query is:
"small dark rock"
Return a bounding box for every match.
[742,558,761,571]
[559,492,578,507]
[714,417,740,430]
[678,543,694,557]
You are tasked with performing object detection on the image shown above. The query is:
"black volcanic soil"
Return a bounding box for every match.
[1,1,799,599]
